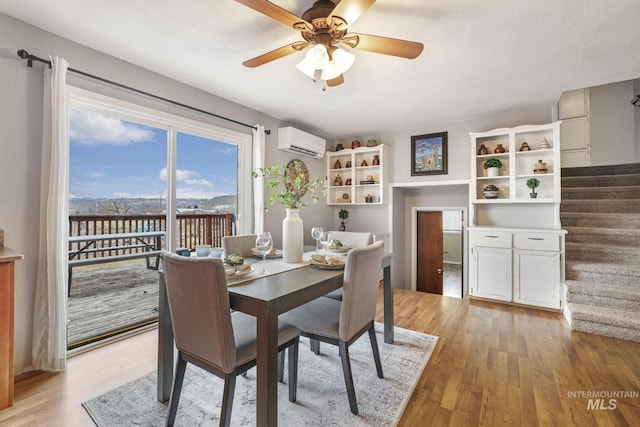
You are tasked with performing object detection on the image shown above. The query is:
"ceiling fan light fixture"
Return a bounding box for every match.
[296,56,317,79]
[332,48,355,72]
[306,44,329,68]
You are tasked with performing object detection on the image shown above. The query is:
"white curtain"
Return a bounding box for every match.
[252,124,266,233]
[32,56,70,371]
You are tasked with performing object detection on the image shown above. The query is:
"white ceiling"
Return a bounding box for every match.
[2,0,640,138]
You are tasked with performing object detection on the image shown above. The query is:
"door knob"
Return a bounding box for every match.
[437,268,443,274]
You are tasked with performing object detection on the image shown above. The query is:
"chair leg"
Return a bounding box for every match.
[220,373,236,427]
[339,341,358,415]
[165,356,187,427]
[288,337,299,403]
[368,324,384,378]
[278,349,285,383]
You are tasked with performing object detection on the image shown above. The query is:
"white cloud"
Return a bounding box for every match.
[70,110,156,145]
[185,178,214,187]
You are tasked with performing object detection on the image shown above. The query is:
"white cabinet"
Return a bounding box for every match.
[469,228,564,310]
[326,145,389,205]
[471,246,512,302]
[514,250,560,309]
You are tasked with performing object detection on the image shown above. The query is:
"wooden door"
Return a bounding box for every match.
[417,211,443,294]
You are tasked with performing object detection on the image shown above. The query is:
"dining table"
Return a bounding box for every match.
[157,250,393,427]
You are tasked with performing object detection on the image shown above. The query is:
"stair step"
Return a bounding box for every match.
[565,261,640,287]
[561,199,640,214]
[561,173,640,188]
[565,242,640,265]
[566,280,640,311]
[561,163,640,177]
[565,226,640,246]
[566,303,640,342]
[560,212,640,229]
[561,185,640,200]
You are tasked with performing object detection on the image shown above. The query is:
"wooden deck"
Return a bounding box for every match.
[67,259,160,348]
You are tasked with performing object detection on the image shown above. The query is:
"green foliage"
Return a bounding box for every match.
[483,158,503,169]
[526,178,540,190]
[252,163,325,210]
[338,208,349,220]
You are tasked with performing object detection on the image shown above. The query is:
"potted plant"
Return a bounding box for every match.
[338,208,349,231]
[483,158,503,177]
[526,177,540,198]
[252,160,324,262]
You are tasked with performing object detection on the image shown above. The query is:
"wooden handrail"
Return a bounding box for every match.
[68,213,235,258]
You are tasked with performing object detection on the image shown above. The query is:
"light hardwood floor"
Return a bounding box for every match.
[2,289,639,426]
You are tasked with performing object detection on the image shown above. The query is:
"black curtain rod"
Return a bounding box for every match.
[17,49,270,134]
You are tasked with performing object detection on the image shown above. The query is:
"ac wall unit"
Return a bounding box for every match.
[277,126,326,159]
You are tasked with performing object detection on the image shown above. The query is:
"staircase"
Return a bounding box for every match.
[561,163,640,342]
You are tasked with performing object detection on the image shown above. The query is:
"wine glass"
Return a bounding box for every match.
[255,232,273,274]
[319,232,330,256]
[311,227,323,253]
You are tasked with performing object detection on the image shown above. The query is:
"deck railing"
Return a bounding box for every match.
[68,213,235,259]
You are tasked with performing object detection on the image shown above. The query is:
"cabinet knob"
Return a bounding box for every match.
[437,268,443,274]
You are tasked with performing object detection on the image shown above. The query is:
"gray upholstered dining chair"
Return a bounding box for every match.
[280,241,384,415]
[160,251,299,427]
[323,231,374,301]
[221,234,258,258]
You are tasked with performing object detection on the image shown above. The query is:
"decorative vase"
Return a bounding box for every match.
[478,144,489,155]
[494,144,506,153]
[533,160,548,174]
[282,208,303,263]
[482,184,500,199]
[486,167,499,177]
[538,138,551,149]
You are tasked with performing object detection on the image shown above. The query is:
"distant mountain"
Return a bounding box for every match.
[69,195,237,215]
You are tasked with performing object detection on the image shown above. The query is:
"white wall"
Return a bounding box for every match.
[590,80,637,165]
[0,13,331,374]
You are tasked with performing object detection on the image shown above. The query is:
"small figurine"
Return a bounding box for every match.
[372,155,380,165]
[366,175,374,181]
[361,160,368,166]
[351,140,361,149]
[335,143,344,151]
[345,161,352,168]
[520,142,531,151]
[334,159,341,169]
[334,174,343,186]
[345,178,352,185]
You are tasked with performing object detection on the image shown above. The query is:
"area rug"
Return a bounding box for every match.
[83,323,438,426]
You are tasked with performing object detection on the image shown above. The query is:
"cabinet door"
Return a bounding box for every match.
[513,250,560,309]
[471,247,512,301]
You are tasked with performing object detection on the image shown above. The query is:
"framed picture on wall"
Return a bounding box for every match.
[411,131,448,176]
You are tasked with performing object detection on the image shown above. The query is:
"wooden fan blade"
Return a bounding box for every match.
[327,0,376,29]
[235,0,311,29]
[345,33,424,59]
[326,74,345,87]
[242,42,309,68]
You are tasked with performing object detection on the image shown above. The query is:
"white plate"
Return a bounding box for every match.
[226,265,254,278]
[251,248,283,259]
[310,260,345,270]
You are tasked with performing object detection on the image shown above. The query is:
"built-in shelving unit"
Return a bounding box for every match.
[326,145,389,205]
[469,122,562,228]
[468,122,566,310]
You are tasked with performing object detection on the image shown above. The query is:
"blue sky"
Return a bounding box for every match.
[69,110,238,199]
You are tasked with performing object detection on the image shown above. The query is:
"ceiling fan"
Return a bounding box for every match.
[235,0,424,88]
